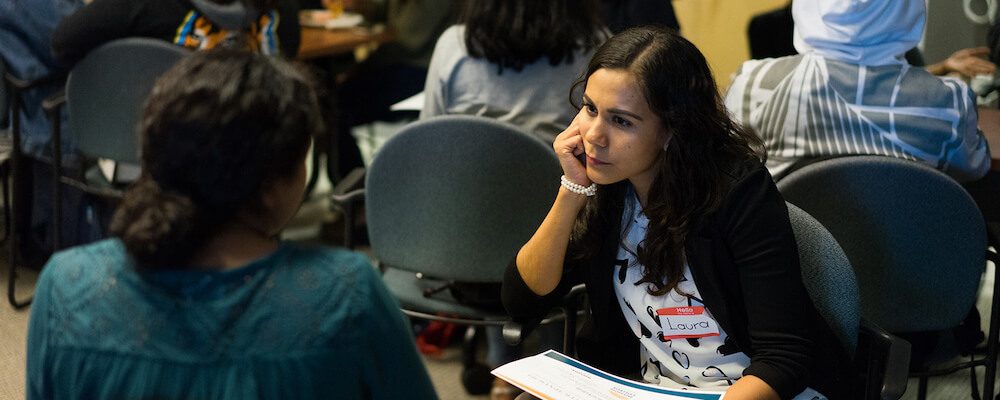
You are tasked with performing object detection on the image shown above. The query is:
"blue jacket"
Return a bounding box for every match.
[0,0,84,158]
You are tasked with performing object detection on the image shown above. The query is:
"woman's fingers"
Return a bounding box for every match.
[558,134,590,186]
[555,123,582,153]
[554,111,591,186]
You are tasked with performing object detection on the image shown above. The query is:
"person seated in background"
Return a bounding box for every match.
[747,1,996,79]
[505,25,855,400]
[1,0,92,264]
[727,0,990,182]
[26,49,438,400]
[331,0,454,180]
[2,0,85,157]
[50,0,300,66]
[420,0,607,143]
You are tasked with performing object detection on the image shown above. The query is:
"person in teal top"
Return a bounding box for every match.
[26,48,438,400]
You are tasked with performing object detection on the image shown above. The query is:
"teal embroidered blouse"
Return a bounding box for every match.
[27,239,438,399]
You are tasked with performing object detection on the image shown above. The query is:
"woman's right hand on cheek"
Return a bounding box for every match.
[554,114,591,188]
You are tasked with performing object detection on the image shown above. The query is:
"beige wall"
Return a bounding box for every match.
[673,0,789,89]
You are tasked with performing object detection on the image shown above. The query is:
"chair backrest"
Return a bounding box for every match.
[66,38,189,163]
[786,202,860,353]
[365,115,561,283]
[777,155,987,333]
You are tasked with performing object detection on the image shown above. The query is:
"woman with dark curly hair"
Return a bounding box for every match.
[504,26,855,400]
[26,49,437,400]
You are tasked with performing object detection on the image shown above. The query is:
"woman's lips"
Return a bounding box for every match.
[587,155,609,166]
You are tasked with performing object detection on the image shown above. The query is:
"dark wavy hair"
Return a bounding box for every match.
[109,49,322,269]
[570,26,765,296]
[460,0,605,73]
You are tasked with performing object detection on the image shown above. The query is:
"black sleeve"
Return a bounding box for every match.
[501,251,583,323]
[719,165,815,399]
[275,0,300,59]
[51,0,134,67]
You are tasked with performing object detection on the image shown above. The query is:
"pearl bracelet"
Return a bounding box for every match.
[561,175,597,196]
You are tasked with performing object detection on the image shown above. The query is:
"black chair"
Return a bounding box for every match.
[777,155,999,400]
[2,59,66,308]
[0,55,11,243]
[43,38,189,250]
[348,115,563,393]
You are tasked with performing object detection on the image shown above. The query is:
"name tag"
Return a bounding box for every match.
[657,306,721,340]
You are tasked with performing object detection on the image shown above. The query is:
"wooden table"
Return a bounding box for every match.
[297,27,396,60]
[978,107,1000,171]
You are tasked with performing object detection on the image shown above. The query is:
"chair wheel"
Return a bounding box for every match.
[461,362,494,395]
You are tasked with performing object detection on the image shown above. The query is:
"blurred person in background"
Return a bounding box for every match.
[746,1,995,78]
[51,0,301,66]
[0,0,90,267]
[331,0,455,180]
[727,0,990,182]
[421,0,607,143]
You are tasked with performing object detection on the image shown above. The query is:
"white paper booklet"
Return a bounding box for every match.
[492,350,726,400]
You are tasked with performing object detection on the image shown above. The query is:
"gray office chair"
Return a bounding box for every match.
[361,115,562,394]
[777,155,999,400]
[44,37,190,250]
[787,203,910,399]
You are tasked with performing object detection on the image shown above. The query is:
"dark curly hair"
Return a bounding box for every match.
[460,0,606,74]
[109,48,322,269]
[570,26,765,296]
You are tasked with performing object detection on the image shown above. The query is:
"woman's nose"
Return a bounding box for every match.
[584,118,608,148]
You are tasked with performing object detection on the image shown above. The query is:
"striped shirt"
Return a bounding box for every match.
[725,54,990,182]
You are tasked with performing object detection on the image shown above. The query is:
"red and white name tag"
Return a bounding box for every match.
[657,306,721,340]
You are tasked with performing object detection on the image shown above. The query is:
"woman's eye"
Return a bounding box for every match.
[584,103,597,114]
[613,116,631,128]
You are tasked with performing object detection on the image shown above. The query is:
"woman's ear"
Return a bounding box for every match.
[246,178,283,235]
[258,179,281,214]
[660,130,674,151]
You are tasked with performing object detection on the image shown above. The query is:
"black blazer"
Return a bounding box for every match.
[503,160,855,399]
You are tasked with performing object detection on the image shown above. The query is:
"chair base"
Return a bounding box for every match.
[7,235,33,309]
[460,326,494,395]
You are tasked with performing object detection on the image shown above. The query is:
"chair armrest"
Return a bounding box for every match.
[329,167,365,249]
[330,166,366,205]
[562,284,588,310]
[4,72,66,91]
[986,246,1000,266]
[859,318,911,400]
[503,319,539,347]
[41,89,66,115]
[5,72,67,151]
[502,284,588,351]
